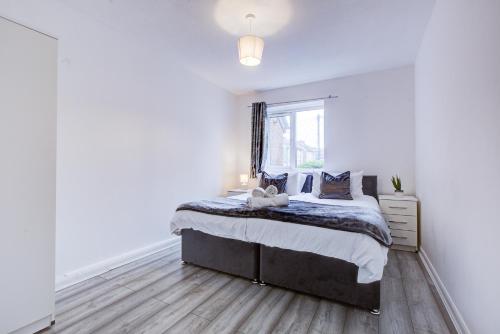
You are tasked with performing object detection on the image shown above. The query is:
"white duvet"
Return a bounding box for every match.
[170,193,388,283]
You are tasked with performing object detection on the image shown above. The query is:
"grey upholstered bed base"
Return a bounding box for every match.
[260,245,380,310]
[180,175,381,312]
[182,229,259,280]
[181,229,380,311]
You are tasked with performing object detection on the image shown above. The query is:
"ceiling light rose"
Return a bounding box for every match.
[238,14,264,66]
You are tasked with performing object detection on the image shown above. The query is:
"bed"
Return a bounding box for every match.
[170,176,388,314]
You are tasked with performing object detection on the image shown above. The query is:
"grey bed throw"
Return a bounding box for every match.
[176,198,392,247]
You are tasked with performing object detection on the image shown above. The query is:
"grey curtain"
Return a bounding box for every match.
[250,102,267,178]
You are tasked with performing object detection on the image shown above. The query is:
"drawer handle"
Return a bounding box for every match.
[392,236,408,240]
[389,220,407,224]
[388,206,407,210]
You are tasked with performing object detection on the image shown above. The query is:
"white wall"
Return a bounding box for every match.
[415,1,500,333]
[0,1,237,286]
[236,66,415,194]
[0,17,57,333]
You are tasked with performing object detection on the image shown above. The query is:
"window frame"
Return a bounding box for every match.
[266,102,324,172]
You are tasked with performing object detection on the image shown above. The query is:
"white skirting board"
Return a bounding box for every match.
[9,315,52,334]
[418,248,471,334]
[55,237,180,291]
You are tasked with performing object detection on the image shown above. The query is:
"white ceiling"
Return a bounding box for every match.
[62,0,435,94]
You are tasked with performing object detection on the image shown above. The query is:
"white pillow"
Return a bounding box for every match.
[285,172,300,195]
[349,171,364,198]
[311,170,323,197]
[312,170,364,198]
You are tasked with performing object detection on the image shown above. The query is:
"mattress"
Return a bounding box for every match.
[170,193,388,283]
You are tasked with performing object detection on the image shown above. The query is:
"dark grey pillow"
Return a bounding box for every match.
[301,174,313,193]
[319,171,353,200]
[259,172,288,194]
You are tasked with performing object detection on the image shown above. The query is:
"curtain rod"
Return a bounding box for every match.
[247,94,338,108]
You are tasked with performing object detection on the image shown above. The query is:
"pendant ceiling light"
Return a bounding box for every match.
[238,14,264,66]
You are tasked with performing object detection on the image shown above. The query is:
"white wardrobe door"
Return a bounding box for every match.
[0,17,57,334]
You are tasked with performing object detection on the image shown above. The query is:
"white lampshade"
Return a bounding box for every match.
[238,35,264,66]
[240,174,249,185]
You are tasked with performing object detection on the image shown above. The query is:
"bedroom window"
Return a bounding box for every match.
[267,100,324,171]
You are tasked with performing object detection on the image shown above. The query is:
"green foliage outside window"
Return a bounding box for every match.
[298,160,324,169]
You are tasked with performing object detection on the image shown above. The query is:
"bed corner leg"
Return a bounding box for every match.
[251,279,259,284]
[259,281,267,286]
[369,308,380,315]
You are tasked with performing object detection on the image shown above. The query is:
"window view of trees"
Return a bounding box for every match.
[296,109,324,169]
[268,115,291,167]
[267,104,324,170]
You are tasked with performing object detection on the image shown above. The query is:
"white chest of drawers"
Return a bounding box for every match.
[379,195,419,252]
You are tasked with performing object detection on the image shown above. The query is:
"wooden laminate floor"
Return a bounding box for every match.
[41,241,454,334]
